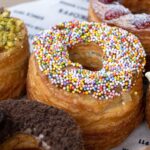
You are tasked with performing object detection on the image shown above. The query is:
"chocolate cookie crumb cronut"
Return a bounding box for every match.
[0,100,84,150]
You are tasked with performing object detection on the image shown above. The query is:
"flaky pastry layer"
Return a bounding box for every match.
[0,23,29,100]
[27,54,144,150]
[1,134,41,150]
[121,0,150,13]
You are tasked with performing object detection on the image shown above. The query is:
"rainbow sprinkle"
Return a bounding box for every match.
[33,21,146,100]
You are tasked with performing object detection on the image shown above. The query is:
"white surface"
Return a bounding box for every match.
[0,0,35,7]
[9,0,150,149]
[145,72,150,82]
[9,0,88,48]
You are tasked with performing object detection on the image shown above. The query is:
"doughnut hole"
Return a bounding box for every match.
[1,134,42,150]
[68,42,103,71]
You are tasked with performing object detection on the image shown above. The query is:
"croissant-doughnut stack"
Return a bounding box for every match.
[0,100,84,150]
[27,53,144,150]
[27,21,146,149]
[0,9,29,100]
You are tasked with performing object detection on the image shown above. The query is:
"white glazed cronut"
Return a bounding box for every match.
[90,0,150,30]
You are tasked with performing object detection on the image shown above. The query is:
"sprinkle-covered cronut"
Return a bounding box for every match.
[33,21,146,100]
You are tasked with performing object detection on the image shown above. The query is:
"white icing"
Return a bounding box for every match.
[38,134,44,140]
[107,13,150,28]
[34,134,51,150]
[145,72,150,82]
[24,128,32,134]
[42,141,51,150]
[92,0,130,20]
[133,14,150,24]
[92,0,150,29]
[92,0,108,20]
[108,2,130,14]
[24,128,51,150]
[107,14,135,28]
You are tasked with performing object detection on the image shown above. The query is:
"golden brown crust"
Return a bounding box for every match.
[0,23,29,100]
[146,84,150,127]
[88,2,102,23]
[1,134,41,150]
[88,1,150,70]
[27,54,144,150]
[122,0,150,13]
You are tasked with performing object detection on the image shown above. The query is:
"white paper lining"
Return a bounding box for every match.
[9,0,150,149]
